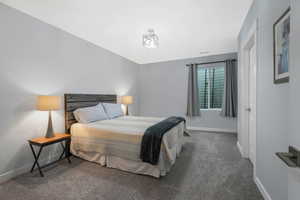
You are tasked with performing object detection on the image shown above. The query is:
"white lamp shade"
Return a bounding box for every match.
[121,96,133,105]
[37,96,61,111]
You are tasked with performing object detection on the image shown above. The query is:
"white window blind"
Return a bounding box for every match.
[198,65,225,109]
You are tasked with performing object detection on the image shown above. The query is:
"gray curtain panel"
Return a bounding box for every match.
[187,64,201,117]
[221,60,237,117]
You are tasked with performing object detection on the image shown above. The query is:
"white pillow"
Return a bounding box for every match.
[102,103,124,119]
[73,104,108,123]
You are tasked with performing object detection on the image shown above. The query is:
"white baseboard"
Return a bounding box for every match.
[0,154,60,184]
[187,126,237,134]
[0,162,33,184]
[237,141,244,157]
[254,176,272,200]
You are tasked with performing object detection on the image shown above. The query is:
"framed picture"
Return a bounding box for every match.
[273,7,291,84]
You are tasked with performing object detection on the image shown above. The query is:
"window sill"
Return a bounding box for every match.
[200,109,222,111]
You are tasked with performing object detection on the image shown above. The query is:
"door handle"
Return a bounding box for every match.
[246,108,251,112]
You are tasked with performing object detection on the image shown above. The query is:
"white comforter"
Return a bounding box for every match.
[70,116,185,177]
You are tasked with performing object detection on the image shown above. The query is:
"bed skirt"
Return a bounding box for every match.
[71,150,164,178]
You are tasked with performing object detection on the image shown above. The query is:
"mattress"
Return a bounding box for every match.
[70,116,185,177]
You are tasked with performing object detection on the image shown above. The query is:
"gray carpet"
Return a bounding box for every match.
[0,132,263,200]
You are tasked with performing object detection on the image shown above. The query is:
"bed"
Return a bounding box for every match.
[65,94,185,178]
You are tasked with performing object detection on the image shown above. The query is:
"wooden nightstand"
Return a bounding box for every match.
[28,133,71,177]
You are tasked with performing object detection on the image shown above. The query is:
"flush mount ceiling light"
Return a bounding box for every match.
[143,29,159,48]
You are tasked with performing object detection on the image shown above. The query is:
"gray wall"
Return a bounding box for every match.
[0,4,139,180]
[288,0,300,199]
[139,53,237,132]
[238,0,291,199]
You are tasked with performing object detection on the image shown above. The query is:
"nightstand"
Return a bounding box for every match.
[28,133,71,177]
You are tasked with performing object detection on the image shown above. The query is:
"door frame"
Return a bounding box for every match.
[246,37,257,168]
[239,18,258,175]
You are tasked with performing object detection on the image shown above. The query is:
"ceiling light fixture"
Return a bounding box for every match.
[143,29,159,48]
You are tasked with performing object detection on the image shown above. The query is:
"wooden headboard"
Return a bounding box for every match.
[64,94,117,133]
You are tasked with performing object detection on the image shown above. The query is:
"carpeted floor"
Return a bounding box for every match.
[0,132,263,200]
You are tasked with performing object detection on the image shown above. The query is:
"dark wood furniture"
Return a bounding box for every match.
[64,94,117,133]
[28,133,71,177]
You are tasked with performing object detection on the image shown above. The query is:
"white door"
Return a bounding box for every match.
[248,44,257,166]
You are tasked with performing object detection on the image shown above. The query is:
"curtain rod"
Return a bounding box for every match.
[186,59,237,67]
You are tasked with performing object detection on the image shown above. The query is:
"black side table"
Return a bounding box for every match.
[28,133,71,177]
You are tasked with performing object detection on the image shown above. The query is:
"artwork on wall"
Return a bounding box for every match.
[273,7,291,84]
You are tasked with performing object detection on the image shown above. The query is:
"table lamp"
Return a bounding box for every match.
[121,96,133,115]
[37,96,61,138]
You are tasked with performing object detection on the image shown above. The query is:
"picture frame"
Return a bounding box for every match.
[273,7,291,84]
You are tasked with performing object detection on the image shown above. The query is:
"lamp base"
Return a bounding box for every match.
[45,111,55,138]
[125,105,129,116]
[45,130,55,138]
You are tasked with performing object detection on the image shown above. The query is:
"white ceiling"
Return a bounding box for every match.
[1,0,253,64]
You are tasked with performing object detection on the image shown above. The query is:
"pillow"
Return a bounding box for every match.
[102,103,124,119]
[73,104,108,123]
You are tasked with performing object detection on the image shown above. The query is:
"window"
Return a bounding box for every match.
[198,65,225,109]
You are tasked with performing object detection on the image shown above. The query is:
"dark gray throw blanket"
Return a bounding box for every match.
[140,116,186,165]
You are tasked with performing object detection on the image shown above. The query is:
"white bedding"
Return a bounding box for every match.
[70,116,185,177]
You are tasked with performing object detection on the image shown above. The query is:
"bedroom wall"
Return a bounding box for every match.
[288,0,300,199]
[139,53,237,133]
[238,0,290,199]
[0,3,139,182]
